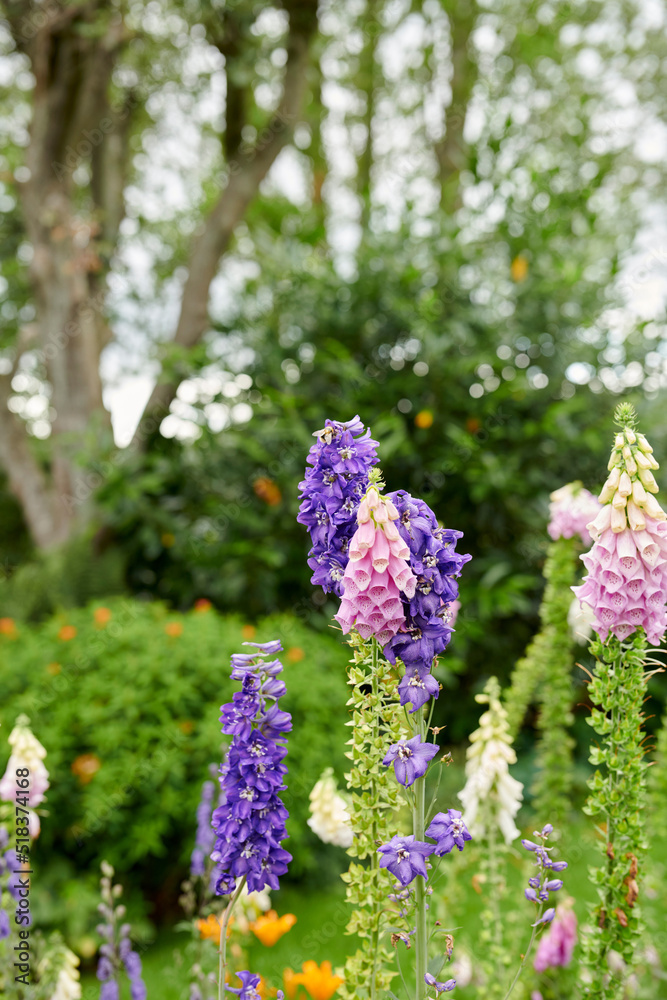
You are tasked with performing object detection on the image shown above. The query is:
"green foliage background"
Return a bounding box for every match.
[0,599,350,926]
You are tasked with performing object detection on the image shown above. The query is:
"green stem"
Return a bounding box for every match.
[413,709,427,1000]
[218,876,246,1000]
[502,907,542,1000]
[370,636,380,1000]
[488,822,502,954]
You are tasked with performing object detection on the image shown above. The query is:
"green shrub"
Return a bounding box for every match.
[0,599,350,911]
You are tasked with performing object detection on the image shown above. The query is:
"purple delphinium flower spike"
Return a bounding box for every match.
[211,642,292,895]
[425,972,457,994]
[522,824,567,919]
[382,736,439,787]
[96,862,147,1000]
[377,834,433,885]
[426,809,471,856]
[298,417,380,595]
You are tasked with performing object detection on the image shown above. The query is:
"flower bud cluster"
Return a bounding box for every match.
[96,863,147,1000]
[521,824,567,926]
[595,426,664,534]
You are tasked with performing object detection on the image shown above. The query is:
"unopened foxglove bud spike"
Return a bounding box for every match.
[573,408,667,646]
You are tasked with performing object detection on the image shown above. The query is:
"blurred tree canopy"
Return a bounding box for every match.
[1,0,667,694]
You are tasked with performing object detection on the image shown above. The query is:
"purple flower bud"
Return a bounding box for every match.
[522,839,539,852]
[533,908,556,926]
[525,888,538,902]
[541,823,553,836]
[550,861,568,872]
[546,879,563,891]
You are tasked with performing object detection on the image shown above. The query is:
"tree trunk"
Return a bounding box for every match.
[435,0,478,215]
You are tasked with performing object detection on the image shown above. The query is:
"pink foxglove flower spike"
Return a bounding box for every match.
[573,411,667,646]
[335,484,417,647]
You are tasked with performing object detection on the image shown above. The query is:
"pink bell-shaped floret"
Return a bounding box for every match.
[335,490,417,646]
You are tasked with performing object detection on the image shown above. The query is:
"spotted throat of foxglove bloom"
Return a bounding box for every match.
[382,735,439,787]
[572,407,667,645]
[383,491,470,710]
[297,416,379,595]
[547,482,601,544]
[0,714,49,838]
[335,486,417,646]
[458,677,523,845]
[522,824,567,925]
[211,641,292,895]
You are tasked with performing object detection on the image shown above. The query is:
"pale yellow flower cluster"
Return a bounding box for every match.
[594,428,665,534]
[458,679,523,846]
[307,768,353,848]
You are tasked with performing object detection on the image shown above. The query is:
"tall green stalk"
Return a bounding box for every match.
[580,633,649,998]
[341,634,407,999]
[504,534,580,823]
[412,709,427,1000]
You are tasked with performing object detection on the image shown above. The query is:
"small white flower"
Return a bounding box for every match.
[458,679,523,845]
[307,768,353,848]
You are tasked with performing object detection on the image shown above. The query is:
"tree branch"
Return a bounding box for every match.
[131,0,319,447]
[0,376,68,549]
[434,0,478,215]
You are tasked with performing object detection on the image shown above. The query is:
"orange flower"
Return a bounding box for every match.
[414,410,434,430]
[71,754,101,784]
[253,477,282,506]
[282,969,300,999]
[0,617,17,637]
[94,607,112,626]
[249,910,297,947]
[197,913,234,941]
[165,622,183,637]
[58,625,77,641]
[194,598,212,612]
[288,961,342,1000]
[287,647,304,663]
[242,624,256,639]
[510,255,529,282]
